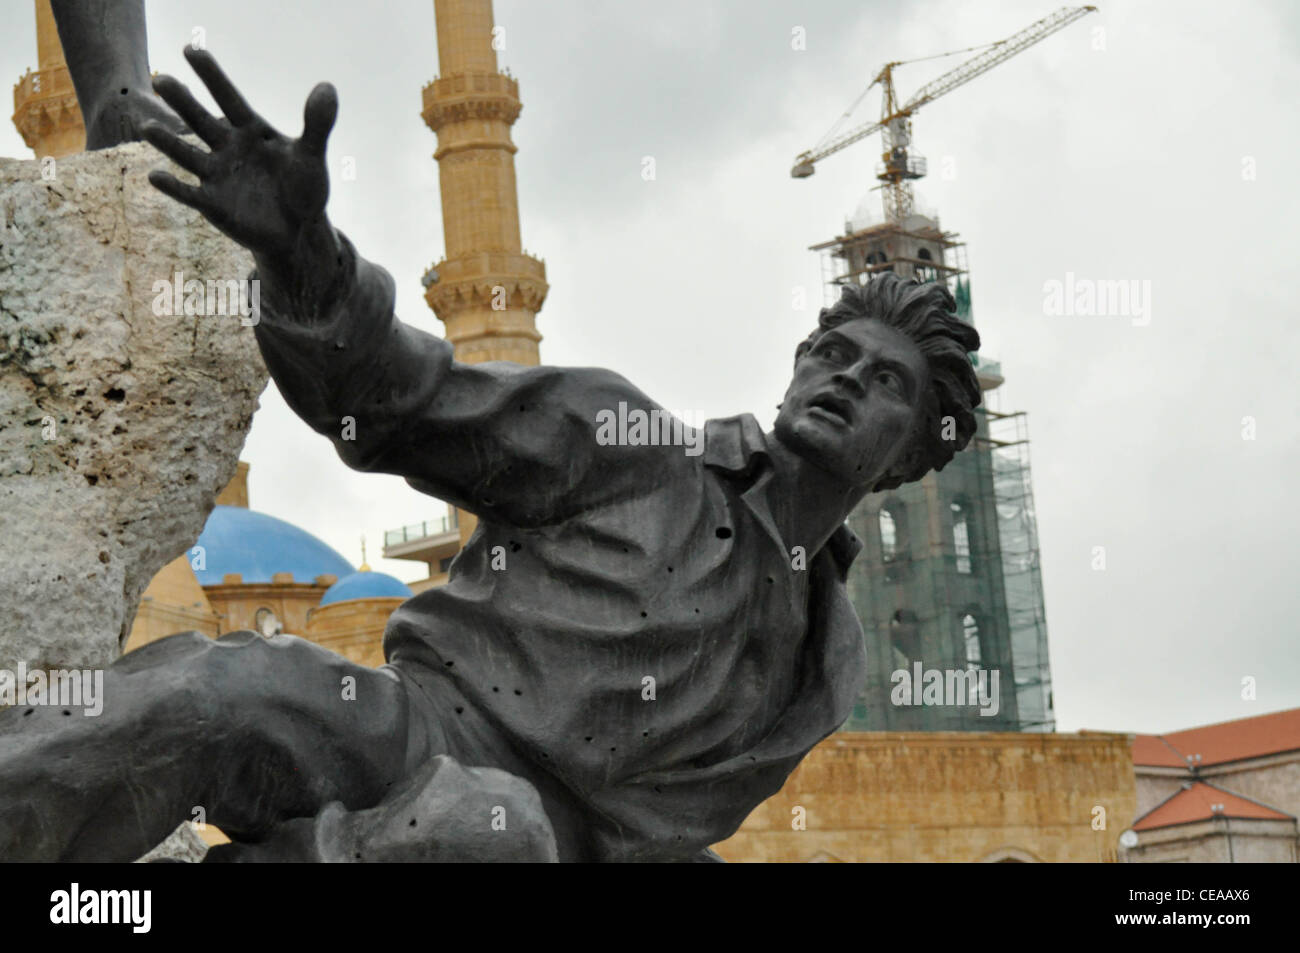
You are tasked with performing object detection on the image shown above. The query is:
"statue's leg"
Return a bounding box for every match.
[204,754,561,862]
[48,0,187,149]
[0,630,429,861]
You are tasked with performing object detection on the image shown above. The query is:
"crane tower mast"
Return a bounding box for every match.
[792,6,1096,224]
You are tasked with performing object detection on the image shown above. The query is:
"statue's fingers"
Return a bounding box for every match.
[299,83,338,159]
[147,169,213,216]
[153,74,228,147]
[142,121,211,177]
[183,46,256,127]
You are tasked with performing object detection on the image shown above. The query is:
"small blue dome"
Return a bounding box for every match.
[193,506,354,586]
[320,570,413,606]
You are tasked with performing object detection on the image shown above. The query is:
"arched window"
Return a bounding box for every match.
[951,501,971,574]
[962,613,982,670]
[917,247,933,261]
[979,847,1041,863]
[879,509,897,560]
[254,607,282,638]
[879,503,905,562]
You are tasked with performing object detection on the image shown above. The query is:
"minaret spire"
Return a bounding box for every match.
[423,0,548,545]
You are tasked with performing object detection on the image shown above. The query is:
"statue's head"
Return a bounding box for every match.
[774,273,982,491]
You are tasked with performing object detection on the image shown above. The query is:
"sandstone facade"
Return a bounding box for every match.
[713,731,1136,862]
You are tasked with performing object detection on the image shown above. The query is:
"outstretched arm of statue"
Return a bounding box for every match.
[143,46,342,317]
[144,48,666,527]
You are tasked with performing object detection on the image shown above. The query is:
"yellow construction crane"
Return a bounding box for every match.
[792,6,1097,224]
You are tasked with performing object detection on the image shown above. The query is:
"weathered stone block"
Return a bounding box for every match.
[0,141,267,674]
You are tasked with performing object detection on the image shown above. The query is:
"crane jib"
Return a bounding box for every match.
[790,3,1097,207]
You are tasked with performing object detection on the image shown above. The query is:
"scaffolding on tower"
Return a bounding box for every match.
[980,408,1055,731]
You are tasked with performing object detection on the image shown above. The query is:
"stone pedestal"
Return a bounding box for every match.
[0,141,268,676]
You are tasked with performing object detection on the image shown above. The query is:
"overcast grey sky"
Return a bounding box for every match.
[4,0,1297,735]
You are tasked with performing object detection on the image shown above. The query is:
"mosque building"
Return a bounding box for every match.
[126,462,411,670]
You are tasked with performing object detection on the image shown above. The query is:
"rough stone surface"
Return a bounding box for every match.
[0,141,267,675]
[136,822,210,863]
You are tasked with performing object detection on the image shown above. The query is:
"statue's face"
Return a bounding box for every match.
[775,318,930,487]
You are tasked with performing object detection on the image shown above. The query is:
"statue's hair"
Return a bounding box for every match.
[794,273,982,491]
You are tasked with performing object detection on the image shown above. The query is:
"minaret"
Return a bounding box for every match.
[423,0,547,546]
[12,0,86,158]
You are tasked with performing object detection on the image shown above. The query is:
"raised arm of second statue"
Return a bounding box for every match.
[144,48,667,528]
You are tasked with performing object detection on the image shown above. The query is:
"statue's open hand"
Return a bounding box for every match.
[144,46,336,262]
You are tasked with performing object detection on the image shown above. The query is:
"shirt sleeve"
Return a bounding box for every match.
[251,229,675,528]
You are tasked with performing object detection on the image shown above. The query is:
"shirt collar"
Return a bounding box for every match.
[702,414,769,477]
[702,415,862,579]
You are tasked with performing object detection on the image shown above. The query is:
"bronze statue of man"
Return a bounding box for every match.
[0,33,981,861]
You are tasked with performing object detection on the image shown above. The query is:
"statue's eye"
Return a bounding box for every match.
[876,370,905,396]
[818,342,848,364]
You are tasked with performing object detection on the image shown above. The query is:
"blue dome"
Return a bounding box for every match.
[320,570,413,606]
[193,506,354,586]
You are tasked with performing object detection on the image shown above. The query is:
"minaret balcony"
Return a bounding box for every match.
[12,65,82,152]
[421,71,521,130]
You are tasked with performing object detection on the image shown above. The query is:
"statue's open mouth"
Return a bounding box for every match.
[808,394,853,426]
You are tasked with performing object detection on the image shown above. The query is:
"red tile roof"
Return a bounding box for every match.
[1132,733,1187,768]
[1132,781,1293,832]
[1131,708,1300,768]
